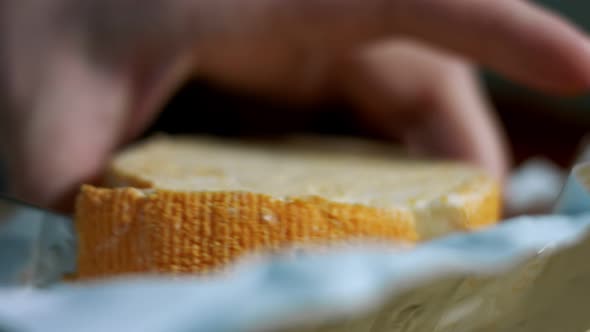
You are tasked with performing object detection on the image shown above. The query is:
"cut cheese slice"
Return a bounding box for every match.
[75,135,500,278]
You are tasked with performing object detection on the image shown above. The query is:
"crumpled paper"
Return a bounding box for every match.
[504,158,566,216]
[0,196,75,287]
[1,163,590,332]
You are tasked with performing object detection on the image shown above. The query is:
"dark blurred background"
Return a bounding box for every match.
[2,0,590,194]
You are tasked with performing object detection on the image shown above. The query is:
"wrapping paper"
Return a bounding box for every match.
[504,158,565,216]
[1,162,590,332]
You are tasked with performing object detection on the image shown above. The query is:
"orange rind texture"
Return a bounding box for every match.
[75,186,421,279]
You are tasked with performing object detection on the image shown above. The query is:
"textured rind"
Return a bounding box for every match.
[76,178,500,279]
[75,186,419,279]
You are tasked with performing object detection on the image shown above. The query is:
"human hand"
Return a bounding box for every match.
[2,0,590,209]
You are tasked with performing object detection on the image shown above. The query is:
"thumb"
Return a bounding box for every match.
[6,46,131,210]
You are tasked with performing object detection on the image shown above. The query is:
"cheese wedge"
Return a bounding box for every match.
[75,135,500,278]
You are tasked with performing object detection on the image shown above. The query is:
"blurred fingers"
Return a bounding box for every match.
[336,41,509,180]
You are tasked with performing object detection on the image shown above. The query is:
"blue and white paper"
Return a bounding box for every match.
[2,164,590,332]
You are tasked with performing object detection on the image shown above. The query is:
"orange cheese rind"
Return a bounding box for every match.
[75,186,419,278]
